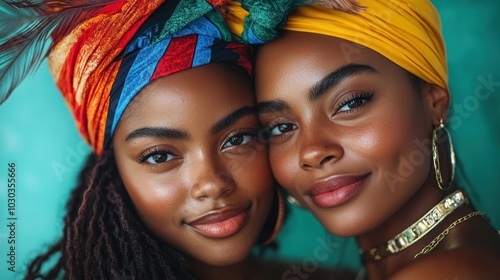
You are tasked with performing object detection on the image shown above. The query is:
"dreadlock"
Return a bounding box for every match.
[25,151,196,280]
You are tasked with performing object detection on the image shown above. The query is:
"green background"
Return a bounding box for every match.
[0,1,499,279]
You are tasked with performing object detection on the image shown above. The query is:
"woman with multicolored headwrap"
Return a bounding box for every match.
[226,0,500,278]
[0,0,298,279]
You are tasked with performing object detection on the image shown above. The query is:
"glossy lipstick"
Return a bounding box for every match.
[307,174,369,208]
[187,207,248,238]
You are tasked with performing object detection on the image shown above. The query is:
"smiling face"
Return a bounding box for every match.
[256,31,446,237]
[112,63,274,267]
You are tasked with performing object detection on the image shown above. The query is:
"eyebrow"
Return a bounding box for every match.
[308,64,378,101]
[125,106,256,142]
[257,99,290,114]
[210,106,256,135]
[126,127,189,142]
[256,64,378,115]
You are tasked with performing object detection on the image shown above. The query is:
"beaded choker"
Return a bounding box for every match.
[361,190,466,262]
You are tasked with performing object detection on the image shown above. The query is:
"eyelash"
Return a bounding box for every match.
[263,92,375,140]
[265,120,297,140]
[335,91,374,114]
[221,129,258,150]
[137,146,178,166]
[136,129,258,168]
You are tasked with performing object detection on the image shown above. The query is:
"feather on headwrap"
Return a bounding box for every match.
[0,0,117,105]
[1,0,253,154]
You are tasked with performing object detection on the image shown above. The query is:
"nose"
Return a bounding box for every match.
[190,159,234,200]
[299,126,343,170]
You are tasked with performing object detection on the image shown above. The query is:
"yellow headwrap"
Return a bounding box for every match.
[227,0,448,90]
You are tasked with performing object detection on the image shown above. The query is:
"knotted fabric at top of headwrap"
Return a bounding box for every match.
[226,0,448,91]
[49,0,252,154]
[225,0,300,44]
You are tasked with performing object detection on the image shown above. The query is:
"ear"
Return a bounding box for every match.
[421,83,450,126]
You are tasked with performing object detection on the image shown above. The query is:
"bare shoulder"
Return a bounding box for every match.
[389,247,500,280]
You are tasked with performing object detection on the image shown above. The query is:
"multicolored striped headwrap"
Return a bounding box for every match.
[226,0,448,91]
[47,0,252,154]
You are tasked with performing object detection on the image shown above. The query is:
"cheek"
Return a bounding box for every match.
[269,147,297,193]
[357,104,431,190]
[230,151,275,229]
[233,151,274,196]
[121,171,187,238]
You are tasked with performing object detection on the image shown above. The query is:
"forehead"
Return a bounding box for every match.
[257,31,388,66]
[119,63,254,129]
[255,31,405,98]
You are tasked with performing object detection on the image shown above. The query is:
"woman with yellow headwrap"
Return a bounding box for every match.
[226,0,500,278]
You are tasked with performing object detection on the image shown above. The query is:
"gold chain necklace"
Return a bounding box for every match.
[361,190,466,262]
[414,211,485,258]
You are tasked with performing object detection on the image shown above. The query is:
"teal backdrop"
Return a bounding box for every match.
[0,1,498,279]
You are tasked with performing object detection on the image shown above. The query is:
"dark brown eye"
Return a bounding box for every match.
[138,148,178,165]
[229,135,244,145]
[150,153,168,163]
[222,132,256,149]
[269,123,297,136]
[337,92,374,112]
[348,98,364,108]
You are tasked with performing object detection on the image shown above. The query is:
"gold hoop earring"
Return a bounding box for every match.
[260,186,285,246]
[432,119,455,190]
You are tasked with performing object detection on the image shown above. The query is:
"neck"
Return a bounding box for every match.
[187,256,254,280]
[356,174,459,278]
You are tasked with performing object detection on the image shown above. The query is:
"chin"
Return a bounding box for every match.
[202,251,250,267]
[324,225,367,237]
[312,210,379,237]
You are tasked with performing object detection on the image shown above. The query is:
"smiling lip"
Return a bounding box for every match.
[186,207,249,239]
[307,174,369,208]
